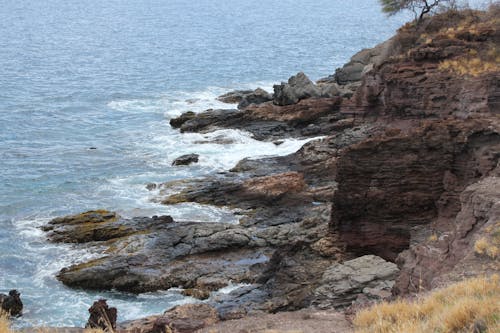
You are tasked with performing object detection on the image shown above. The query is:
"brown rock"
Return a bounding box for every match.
[85,299,117,331]
[180,288,210,300]
[241,172,306,200]
[0,290,23,317]
[245,97,341,124]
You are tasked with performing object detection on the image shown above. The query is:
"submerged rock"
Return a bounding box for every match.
[172,153,199,166]
[0,290,23,317]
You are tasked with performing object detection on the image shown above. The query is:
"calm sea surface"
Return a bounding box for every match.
[0,0,409,327]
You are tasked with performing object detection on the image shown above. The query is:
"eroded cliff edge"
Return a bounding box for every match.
[42,7,499,332]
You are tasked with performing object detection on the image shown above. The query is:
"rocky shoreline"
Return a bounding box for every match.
[8,7,498,333]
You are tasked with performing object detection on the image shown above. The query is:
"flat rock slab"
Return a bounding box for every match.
[197,309,352,333]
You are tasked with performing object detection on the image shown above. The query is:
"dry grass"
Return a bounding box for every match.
[438,52,499,77]
[436,8,500,77]
[354,275,500,333]
[475,222,500,259]
[0,311,11,333]
[475,237,499,259]
[0,310,106,333]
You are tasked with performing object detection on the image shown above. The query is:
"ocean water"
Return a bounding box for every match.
[0,0,410,327]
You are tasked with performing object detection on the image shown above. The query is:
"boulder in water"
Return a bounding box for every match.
[0,290,23,316]
[172,153,199,166]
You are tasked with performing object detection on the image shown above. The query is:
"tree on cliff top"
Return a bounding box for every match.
[379,0,454,23]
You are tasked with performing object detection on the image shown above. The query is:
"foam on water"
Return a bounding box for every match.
[4,84,320,328]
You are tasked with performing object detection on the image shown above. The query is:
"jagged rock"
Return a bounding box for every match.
[312,255,399,309]
[169,94,343,141]
[273,72,322,106]
[0,290,23,316]
[172,153,199,166]
[334,38,396,85]
[209,284,269,320]
[217,90,254,104]
[237,88,273,109]
[169,111,196,129]
[177,109,243,133]
[55,220,270,293]
[256,242,338,311]
[85,299,117,331]
[244,97,342,124]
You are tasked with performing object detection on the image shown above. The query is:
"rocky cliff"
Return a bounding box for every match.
[40,6,499,332]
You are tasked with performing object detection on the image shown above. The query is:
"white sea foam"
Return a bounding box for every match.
[9,83,315,328]
[102,84,321,224]
[215,283,252,294]
[107,82,274,118]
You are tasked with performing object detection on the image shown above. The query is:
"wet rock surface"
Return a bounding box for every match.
[0,290,23,317]
[217,88,273,108]
[171,87,343,141]
[172,153,199,166]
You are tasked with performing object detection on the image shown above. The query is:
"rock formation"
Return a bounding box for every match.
[0,290,23,317]
[42,6,500,331]
[172,153,199,166]
[86,299,117,331]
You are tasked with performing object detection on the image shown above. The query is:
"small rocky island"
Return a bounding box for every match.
[10,6,498,333]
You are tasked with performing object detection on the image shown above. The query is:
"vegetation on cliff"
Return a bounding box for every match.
[380,0,455,23]
[354,275,500,333]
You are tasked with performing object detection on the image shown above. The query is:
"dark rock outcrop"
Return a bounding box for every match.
[217,88,273,108]
[85,299,117,331]
[237,88,273,109]
[172,153,199,166]
[273,72,322,106]
[0,290,23,317]
[334,38,397,85]
[217,90,255,104]
[169,111,196,129]
[312,255,398,309]
[169,97,343,141]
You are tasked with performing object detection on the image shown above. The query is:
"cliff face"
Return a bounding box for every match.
[331,7,500,293]
[349,9,500,119]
